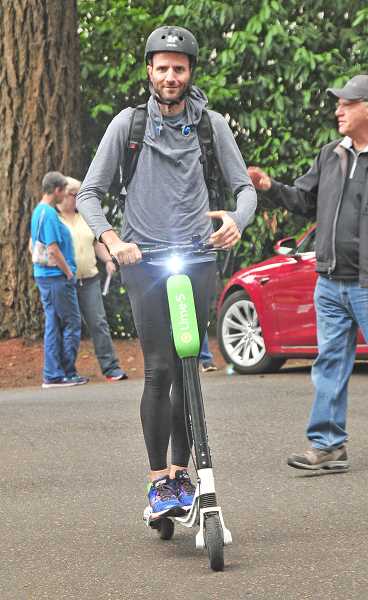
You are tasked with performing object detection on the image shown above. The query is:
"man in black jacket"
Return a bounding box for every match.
[249,74,368,472]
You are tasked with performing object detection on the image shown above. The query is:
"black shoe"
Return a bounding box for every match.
[105,368,128,381]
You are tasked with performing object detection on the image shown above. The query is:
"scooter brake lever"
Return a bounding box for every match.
[110,255,120,269]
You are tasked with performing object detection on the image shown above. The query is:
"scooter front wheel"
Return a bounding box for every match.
[204,514,224,571]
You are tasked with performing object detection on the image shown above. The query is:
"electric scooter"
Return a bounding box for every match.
[140,236,232,572]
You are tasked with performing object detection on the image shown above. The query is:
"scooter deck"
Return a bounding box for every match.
[143,504,188,526]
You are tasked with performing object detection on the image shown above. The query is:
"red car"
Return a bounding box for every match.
[217,226,368,374]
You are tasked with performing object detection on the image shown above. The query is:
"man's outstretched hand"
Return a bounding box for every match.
[248,166,272,191]
[207,210,241,249]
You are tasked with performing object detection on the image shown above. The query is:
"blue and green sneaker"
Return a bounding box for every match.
[147,476,182,516]
[174,470,196,508]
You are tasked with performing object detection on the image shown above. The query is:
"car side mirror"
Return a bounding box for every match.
[273,237,298,256]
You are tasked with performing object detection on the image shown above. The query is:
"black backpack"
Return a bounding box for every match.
[117,103,228,214]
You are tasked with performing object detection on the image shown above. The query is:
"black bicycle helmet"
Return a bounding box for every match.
[145,26,199,66]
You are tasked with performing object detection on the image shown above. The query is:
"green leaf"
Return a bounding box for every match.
[91,103,114,118]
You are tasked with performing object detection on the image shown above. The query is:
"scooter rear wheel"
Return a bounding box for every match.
[158,517,174,540]
[204,514,224,571]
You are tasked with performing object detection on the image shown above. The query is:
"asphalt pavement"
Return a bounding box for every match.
[1,365,368,600]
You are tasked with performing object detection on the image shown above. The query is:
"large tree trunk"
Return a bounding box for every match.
[0,0,81,338]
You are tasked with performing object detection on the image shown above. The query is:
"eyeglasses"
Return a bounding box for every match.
[67,192,78,198]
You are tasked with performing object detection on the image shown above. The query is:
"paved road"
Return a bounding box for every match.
[1,366,368,600]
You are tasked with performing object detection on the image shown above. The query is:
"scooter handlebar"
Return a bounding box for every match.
[109,239,226,267]
[140,241,216,261]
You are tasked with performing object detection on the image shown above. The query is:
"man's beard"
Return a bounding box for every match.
[149,80,191,106]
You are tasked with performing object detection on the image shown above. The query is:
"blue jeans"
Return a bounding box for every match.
[76,275,119,375]
[199,331,213,362]
[308,276,368,449]
[36,276,81,381]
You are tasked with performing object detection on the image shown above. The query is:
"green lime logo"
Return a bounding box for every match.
[176,293,190,332]
[180,332,192,344]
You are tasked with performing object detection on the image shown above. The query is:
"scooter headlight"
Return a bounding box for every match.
[166,254,184,274]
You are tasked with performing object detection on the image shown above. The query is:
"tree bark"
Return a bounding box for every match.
[0,0,81,338]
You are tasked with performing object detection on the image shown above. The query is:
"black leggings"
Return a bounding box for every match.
[122,261,216,471]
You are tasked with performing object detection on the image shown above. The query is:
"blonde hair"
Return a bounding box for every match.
[65,176,81,194]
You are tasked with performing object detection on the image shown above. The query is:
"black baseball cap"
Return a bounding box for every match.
[327,75,368,101]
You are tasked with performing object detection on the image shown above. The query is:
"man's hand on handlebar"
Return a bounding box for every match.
[108,240,142,265]
[100,230,142,266]
[207,210,241,249]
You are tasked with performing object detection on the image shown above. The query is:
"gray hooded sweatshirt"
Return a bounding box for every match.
[77,86,256,246]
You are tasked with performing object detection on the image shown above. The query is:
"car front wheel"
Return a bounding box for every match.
[217,290,285,374]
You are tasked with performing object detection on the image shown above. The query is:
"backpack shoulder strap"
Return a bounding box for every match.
[197,109,226,212]
[197,109,214,186]
[121,103,148,190]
